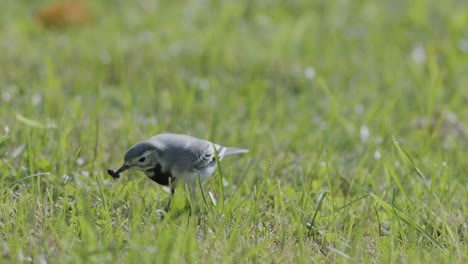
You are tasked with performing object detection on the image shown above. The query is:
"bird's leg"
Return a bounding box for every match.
[164,189,175,211]
[164,178,176,211]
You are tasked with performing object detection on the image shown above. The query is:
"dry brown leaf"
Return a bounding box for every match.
[35,0,91,27]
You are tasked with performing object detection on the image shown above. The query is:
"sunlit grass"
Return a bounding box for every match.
[0,0,467,263]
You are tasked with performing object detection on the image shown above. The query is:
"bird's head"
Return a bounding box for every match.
[111,141,160,176]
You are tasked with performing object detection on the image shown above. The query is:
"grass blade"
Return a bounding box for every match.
[370,193,445,250]
[16,114,46,129]
[392,137,431,188]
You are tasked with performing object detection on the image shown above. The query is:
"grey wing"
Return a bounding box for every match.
[150,133,247,171]
[151,134,215,171]
[185,142,249,169]
[192,143,248,168]
[192,146,215,169]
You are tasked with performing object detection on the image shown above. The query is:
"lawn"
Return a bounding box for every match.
[0,0,467,263]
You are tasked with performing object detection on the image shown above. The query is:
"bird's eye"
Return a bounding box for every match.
[139,157,146,163]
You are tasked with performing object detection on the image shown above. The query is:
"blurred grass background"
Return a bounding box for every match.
[0,0,467,263]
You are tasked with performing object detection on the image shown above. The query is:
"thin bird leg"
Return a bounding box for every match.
[165,191,174,211]
[164,178,176,211]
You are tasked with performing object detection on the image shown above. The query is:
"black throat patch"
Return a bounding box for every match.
[146,164,175,187]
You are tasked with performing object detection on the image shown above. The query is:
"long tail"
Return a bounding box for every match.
[215,145,249,160]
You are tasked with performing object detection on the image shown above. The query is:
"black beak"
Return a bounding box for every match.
[107,163,130,179]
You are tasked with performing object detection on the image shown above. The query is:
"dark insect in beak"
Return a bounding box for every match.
[107,164,129,179]
[107,169,120,178]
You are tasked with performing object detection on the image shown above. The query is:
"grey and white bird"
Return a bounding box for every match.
[108,133,248,193]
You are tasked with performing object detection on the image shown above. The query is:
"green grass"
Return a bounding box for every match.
[1,0,467,263]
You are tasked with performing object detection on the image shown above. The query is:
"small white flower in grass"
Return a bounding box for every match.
[46,123,57,129]
[32,93,42,106]
[62,174,71,184]
[17,250,32,262]
[38,255,47,264]
[374,150,381,160]
[459,40,468,53]
[168,43,182,56]
[354,104,364,114]
[76,157,85,166]
[2,91,11,102]
[304,66,316,80]
[139,30,153,44]
[10,145,25,159]
[360,125,369,143]
[411,45,426,64]
[375,136,383,145]
[4,125,9,134]
[100,52,111,65]
[199,79,210,90]
[444,111,458,123]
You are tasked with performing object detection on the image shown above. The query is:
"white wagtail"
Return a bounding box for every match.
[108,133,248,195]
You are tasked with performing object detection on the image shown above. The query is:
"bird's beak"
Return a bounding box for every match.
[115,163,130,174]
